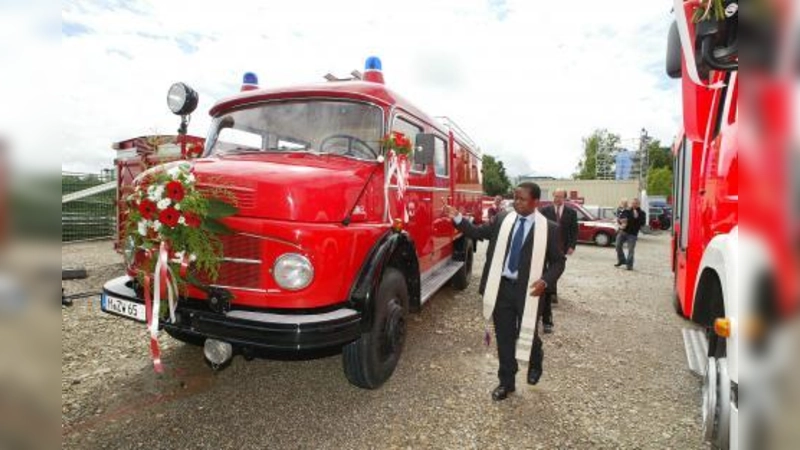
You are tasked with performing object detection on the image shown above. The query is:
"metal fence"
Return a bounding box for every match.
[62,171,117,242]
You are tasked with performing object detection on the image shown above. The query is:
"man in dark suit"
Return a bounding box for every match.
[444,182,565,401]
[538,189,579,333]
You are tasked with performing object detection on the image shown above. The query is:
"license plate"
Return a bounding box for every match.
[102,294,146,322]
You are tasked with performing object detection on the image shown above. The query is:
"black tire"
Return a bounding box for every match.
[343,268,409,389]
[450,239,474,290]
[165,327,206,347]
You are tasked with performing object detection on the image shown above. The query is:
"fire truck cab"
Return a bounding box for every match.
[101,57,484,389]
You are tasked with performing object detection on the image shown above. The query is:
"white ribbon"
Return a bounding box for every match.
[384,150,410,223]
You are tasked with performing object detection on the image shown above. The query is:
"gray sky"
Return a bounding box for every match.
[3,0,681,178]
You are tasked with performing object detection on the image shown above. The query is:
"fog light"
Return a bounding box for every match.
[203,339,233,367]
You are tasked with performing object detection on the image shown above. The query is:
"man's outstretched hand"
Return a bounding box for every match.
[442,199,459,219]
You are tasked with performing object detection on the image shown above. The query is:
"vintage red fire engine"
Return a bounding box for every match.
[101,57,485,388]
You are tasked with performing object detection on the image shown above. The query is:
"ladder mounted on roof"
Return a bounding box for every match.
[434,116,480,154]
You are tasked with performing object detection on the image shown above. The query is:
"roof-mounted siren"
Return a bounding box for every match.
[241,72,259,91]
[363,56,384,84]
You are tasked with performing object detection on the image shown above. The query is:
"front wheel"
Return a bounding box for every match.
[593,232,612,247]
[343,268,409,389]
[703,331,731,449]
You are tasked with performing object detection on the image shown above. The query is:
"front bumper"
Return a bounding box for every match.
[101,276,362,351]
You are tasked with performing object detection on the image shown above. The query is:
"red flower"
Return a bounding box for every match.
[183,212,201,228]
[159,207,181,228]
[138,199,157,220]
[166,181,186,202]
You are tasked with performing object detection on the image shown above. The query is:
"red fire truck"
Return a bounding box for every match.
[101,57,485,389]
[668,1,798,448]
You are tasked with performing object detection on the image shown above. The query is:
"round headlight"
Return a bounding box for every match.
[273,254,314,290]
[167,82,199,116]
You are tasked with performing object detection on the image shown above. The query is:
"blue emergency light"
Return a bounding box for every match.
[363,56,384,84]
[241,72,259,91]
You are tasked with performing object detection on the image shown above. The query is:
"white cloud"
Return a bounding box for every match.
[41,0,681,177]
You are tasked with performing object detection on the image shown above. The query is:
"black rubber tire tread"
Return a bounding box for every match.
[450,239,473,290]
[343,268,408,389]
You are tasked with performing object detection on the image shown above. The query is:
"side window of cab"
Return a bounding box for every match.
[392,117,425,173]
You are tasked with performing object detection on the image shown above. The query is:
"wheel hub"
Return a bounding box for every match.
[381,300,406,359]
[702,356,731,448]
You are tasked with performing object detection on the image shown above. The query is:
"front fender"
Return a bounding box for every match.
[694,227,739,382]
[347,230,419,331]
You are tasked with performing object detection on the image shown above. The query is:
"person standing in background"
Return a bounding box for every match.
[538,189,578,333]
[487,195,503,224]
[615,198,646,270]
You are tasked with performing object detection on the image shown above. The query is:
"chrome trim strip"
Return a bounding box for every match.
[221,257,262,264]
[389,185,483,195]
[226,308,359,325]
[209,284,267,293]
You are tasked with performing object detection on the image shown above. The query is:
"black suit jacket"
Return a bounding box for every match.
[540,204,579,253]
[455,211,566,301]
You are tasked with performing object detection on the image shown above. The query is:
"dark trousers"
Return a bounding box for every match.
[542,256,567,326]
[493,278,544,389]
[616,232,638,268]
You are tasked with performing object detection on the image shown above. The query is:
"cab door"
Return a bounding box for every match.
[390,115,434,273]
[431,134,454,264]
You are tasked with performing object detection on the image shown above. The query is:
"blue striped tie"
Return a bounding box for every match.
[508,217,526,272]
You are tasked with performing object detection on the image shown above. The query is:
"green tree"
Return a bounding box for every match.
[647,167,673,196]
[646,140,674,170]
[482,155,511,196]
[574,129,621,179]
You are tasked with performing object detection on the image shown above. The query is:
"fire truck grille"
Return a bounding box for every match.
[196,233,264,291]
[196,184,255,210]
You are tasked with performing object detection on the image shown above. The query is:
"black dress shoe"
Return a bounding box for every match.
[543,323,554,334]
[551,295,558,304]
[527,367,543,385]
[491,385,515,401]
[614,262,624,267]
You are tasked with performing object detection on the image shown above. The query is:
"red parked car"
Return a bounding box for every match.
[538,201,618,247]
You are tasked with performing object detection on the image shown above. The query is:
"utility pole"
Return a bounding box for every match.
[638,128,650,192]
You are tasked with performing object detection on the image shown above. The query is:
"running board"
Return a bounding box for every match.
[682,327,708,377]
[420,260,464,306]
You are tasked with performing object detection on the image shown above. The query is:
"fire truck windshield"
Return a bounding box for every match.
[204,100,383,160]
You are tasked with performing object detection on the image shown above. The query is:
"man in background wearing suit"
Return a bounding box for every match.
[538,189,578,333]
[443,182,565,401]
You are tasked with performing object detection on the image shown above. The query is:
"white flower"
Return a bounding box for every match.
[377,155,385,163]
[152,220,162,232]
[137,220,148,236]
[174,203,181,211]
[167,166,182,179]
[157,198,171,210]
[189,254,197,262]
[172,250,186,263]
[178,215,186,225]
[185,174,196,184]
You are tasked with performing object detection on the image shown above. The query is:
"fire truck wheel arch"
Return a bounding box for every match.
[347,230,420,332]
[692,227,739,382]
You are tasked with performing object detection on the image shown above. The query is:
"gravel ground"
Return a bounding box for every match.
[62,233,705,449]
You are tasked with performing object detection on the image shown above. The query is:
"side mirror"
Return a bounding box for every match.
[414,133,435,166]
[666,21,682,79]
